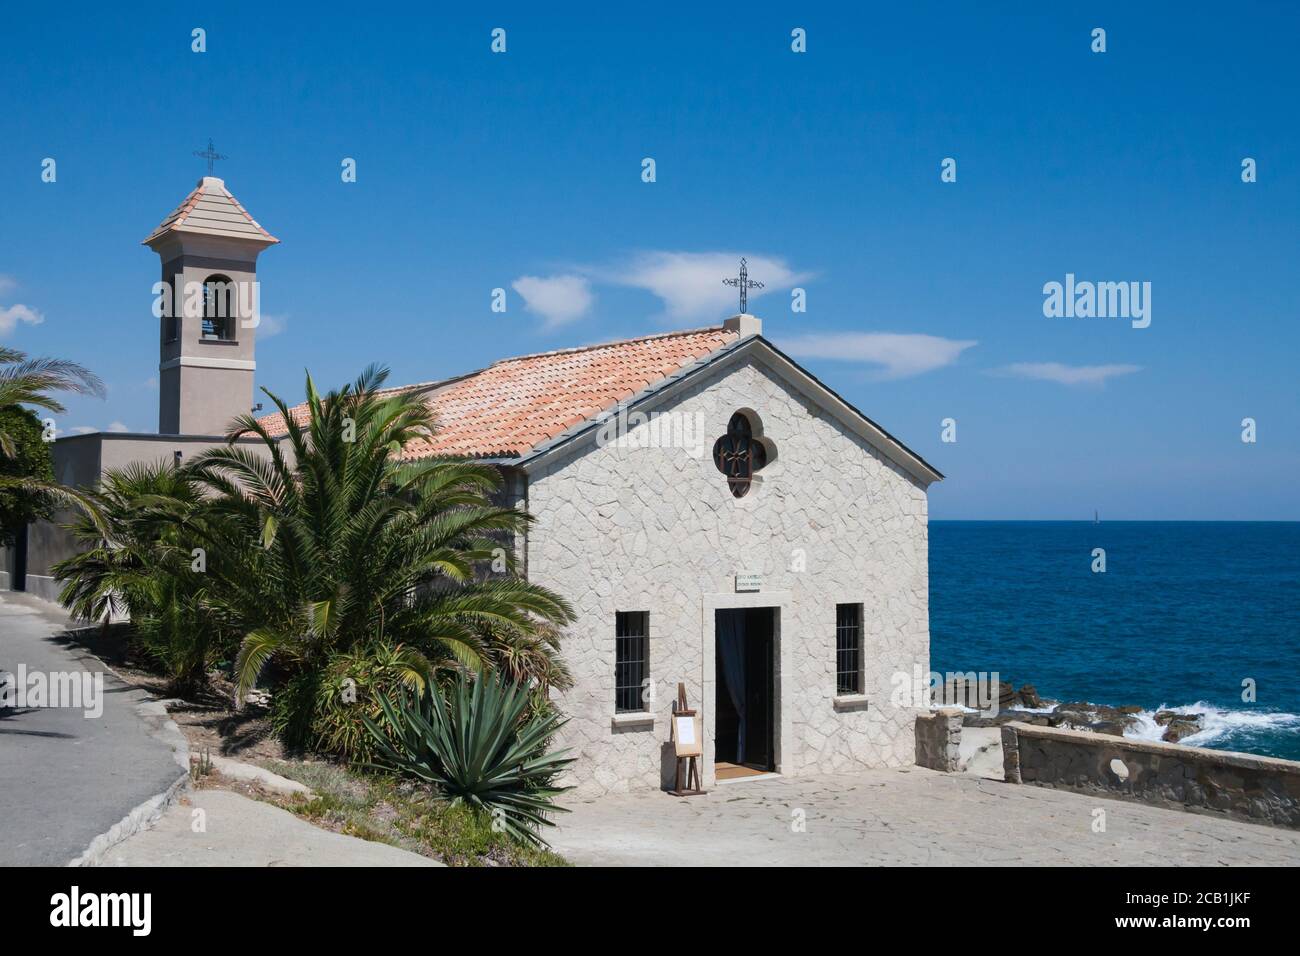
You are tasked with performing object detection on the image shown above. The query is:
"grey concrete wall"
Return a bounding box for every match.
[162,362,255,438]
[7,433,271,596]
[21,573,63,603]
[1002,721,1300,829]
[24,511,83,579]
[50,432,269,482]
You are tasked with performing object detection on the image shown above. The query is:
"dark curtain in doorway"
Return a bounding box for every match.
[717,610,747,763]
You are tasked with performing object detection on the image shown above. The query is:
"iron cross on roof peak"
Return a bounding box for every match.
[193,138,227,176]
[722,257,764,314]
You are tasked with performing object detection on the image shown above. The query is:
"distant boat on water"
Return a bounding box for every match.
[1094,510,1100,524]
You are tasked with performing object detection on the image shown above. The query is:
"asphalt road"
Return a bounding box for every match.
[0,592,184,865]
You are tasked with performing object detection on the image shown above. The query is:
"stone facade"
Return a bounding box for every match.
[521,349,932,796]
[915,708,964,771]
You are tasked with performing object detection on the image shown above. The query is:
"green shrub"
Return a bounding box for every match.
[132,588,238,693]
[307,643,433,763]
[363,670,574,848]
[404,798,568,867]
[270,669,321,753]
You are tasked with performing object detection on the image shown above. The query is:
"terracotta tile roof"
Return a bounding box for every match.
[142,176,279,246]
[256,326,739,460]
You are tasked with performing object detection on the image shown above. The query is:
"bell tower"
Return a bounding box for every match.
[143,176,278,435]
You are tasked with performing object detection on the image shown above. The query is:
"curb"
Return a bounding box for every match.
[208,755,316,799]
[67,698,193,868]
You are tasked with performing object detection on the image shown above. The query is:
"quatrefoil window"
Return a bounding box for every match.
[713,411,768,498]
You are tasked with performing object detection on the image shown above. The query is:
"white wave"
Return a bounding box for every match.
[1124,701,1300,748]
[928,702,1057,716]
[925,697,1055,712]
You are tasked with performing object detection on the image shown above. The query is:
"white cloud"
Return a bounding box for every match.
[780,332,978,379]
[64,423,131,435]
[257,313,288,338]
[994,362,1142,387]
[595,251,810,323]
[0,303,43,337]
[0,275,16,296]
[511,275,594,329]
[67,423,131,435]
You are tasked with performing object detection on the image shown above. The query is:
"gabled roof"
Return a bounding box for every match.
[257,327,738,459]
[142,176,278,246]
[256,325,943,484]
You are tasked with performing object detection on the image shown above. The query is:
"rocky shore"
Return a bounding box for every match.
[947,681,1205,744]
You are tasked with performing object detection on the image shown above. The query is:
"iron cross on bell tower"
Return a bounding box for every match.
[193,138,227,175]
[723,257,764,314]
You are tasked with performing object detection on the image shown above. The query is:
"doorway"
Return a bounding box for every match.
[10,524,28,591]
[714,607,776,778]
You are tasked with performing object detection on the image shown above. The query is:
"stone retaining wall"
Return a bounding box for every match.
[915,708,963,771]
[1001,721,1300,829]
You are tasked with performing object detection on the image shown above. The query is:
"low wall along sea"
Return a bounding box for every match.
[1000,721,1300,829]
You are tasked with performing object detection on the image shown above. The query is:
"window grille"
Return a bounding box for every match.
[615,611,649,712]
[836,603,863,695]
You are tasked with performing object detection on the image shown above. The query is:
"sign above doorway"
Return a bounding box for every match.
[734,573,762,593]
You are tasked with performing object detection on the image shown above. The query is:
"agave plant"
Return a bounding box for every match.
[363,670,575,848]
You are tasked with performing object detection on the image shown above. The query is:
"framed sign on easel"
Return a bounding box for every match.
[669,682,705,796]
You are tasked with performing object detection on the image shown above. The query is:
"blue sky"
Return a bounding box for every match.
[2,2,1297,519]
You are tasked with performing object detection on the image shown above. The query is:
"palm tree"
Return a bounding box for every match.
[51,461,226,689]
[181,365,573,735]
[0,346,106,456]
[53,461,196,623]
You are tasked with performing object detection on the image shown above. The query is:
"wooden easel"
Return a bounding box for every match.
[669,682,705,796]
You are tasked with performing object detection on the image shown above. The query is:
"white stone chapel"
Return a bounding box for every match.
[8,174,943,797]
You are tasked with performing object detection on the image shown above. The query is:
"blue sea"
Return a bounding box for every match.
[929,522,1300,761]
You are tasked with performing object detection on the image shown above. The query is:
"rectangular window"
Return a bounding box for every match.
[835,603,863,695]
[615,611,649,713]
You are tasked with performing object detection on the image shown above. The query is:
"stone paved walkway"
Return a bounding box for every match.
[548,767,1300,866]
[102,789,440,867]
